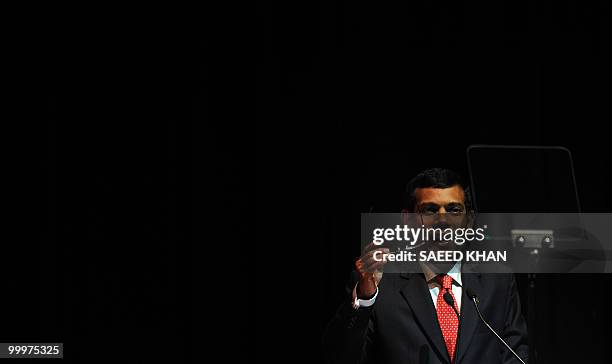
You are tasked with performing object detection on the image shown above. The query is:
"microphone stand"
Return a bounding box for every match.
[468,293,527,364]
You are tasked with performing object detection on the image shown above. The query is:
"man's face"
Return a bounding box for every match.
[414,185,466,222]
[414,185,468,242]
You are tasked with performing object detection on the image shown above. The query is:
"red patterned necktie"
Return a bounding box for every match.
[436,274,459,363]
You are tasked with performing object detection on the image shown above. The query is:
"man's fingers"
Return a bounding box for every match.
[357,245,389,274]
[362,254,386,269]
[364,261,385,273]
[359,248,389,264]
[355,258,372,273]
[355,258,364,271]
[362,242,383,253]
[361,250,389,269]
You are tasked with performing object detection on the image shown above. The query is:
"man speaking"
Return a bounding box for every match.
[323,168,528,364]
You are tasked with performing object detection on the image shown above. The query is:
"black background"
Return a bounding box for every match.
[256,1,610,364]
[2,1,609,363]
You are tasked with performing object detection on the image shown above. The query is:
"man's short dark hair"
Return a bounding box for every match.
[404,168,472,212]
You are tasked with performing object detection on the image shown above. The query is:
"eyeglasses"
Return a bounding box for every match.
[417,203,467,223]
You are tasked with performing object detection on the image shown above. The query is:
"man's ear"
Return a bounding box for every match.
[464,210,475,229]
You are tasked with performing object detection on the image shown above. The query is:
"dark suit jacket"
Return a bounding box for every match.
[323,270,528,364]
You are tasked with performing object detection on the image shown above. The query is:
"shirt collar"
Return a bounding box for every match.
[447,261,462,286]
[422,261,462,286]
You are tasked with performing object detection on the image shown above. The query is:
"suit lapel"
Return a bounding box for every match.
[455,269,483,364]
[399,273,450,363]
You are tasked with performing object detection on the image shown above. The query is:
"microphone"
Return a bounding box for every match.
[442,290,460,319]
[466,289,526,364]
